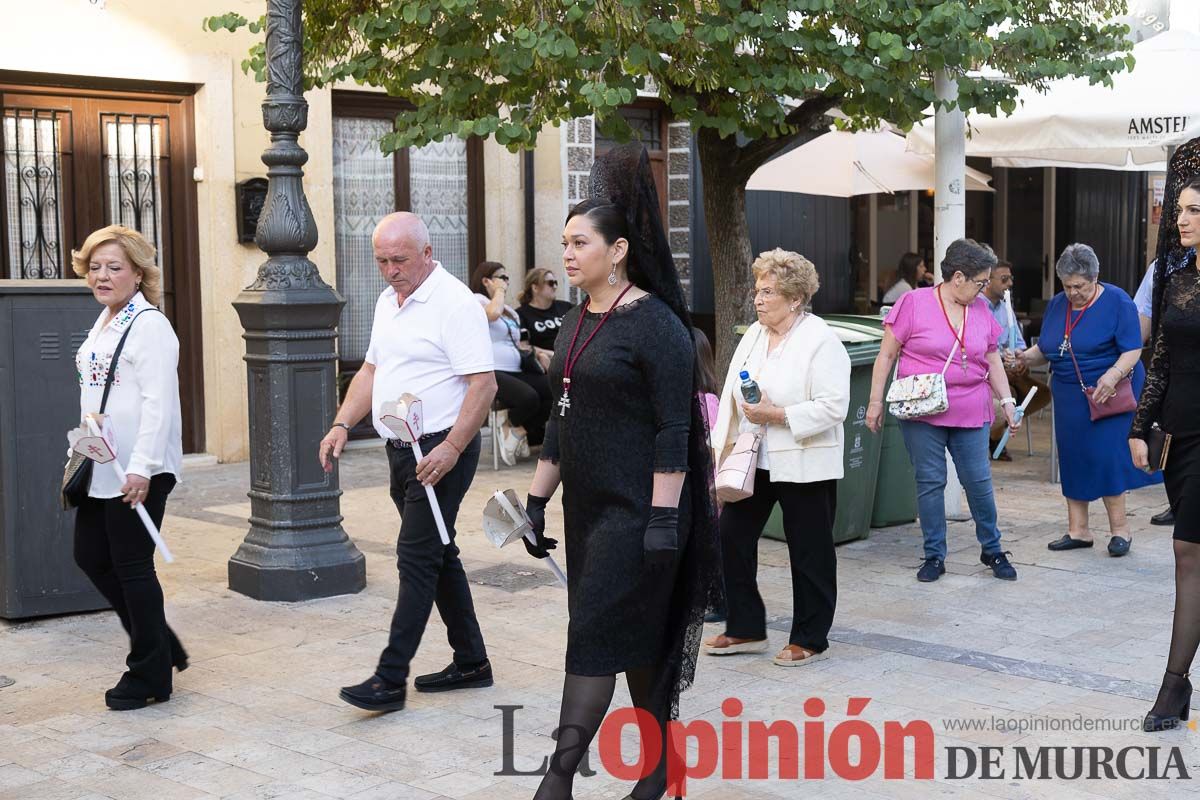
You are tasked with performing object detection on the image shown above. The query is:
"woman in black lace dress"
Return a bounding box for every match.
[521,144,720,800]
[1130,174,1200,731]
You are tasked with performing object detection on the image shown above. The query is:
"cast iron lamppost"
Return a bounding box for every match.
[229,0,366,600]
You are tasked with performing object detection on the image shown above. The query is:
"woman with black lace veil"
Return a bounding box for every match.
[520,143,720,800]
[1130,139,1200,732]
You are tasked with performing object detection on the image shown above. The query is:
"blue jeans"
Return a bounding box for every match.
[898,421,1003,560]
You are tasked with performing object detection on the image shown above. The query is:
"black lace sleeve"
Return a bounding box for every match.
[1131,319,1169,440]
[541,410,560,464]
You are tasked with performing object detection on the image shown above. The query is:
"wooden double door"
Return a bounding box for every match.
[1,80,203,452]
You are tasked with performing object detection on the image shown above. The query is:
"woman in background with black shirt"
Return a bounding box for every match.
[518,267,573,372]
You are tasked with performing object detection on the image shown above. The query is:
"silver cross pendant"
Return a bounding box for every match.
[557,378,572,417]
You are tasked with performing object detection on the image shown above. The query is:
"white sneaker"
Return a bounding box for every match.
[518,437,531,459]
[499,424,525,467]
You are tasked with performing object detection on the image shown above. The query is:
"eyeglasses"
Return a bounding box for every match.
[544,279,558,288]
[493,275,510,282]
[966,279,988,292]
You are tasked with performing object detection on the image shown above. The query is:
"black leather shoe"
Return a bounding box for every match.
[414,659,493,693]
[105,676,169,711]
[1152,508,1176,526]
[339,674,407,712]
[1107,536,1131,557]
[1047,534,1093,551]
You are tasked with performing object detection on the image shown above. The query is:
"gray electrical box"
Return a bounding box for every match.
[0,281,108,618]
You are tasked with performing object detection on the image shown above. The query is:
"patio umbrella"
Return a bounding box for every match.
[747,128,993,197]
[906,30,1200,168]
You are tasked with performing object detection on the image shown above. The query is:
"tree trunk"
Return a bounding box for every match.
[697,128,756,383]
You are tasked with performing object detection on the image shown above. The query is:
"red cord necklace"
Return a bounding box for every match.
[936,285,970,373]
[557,282,636,417]
[1060,284,1100,357]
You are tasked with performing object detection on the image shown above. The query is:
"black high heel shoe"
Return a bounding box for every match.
[1143,670,1192,732]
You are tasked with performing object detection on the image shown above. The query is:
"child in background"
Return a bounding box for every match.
[693,327,726,623]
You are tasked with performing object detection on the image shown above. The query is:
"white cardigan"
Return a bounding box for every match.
[711,315,850,484]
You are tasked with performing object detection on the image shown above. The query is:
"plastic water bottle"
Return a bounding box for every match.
[739,371,761,404]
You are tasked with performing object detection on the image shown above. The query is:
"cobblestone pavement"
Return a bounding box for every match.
[3,426,1199,799]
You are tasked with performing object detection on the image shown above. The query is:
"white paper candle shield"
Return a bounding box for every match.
[482,490,567,588]
[482,490,533,548]
[379,393,450,546]
[379,394,423,443]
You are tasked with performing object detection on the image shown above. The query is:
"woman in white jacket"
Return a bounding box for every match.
[703,249,850,667]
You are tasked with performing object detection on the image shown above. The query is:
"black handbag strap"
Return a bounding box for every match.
[97,309,156,414]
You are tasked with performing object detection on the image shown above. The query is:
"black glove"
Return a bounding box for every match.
[523,494,558,559]
[644,506,679,572]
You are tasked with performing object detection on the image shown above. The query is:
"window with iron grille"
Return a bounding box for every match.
[2,108,69,278]
[0,84,202,453]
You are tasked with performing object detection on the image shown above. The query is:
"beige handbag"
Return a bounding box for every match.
[715,429,762,502]
[715,327,767,503]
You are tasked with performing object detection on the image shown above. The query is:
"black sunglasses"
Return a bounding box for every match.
[491,274,510,282]
[544,279,559,288]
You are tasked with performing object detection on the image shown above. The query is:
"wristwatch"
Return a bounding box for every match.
[1000,397,1017,406]
[331,422,351,432]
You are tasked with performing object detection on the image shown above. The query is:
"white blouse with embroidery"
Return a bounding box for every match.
[75,292,183,498]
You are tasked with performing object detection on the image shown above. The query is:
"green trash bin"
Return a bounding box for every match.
[819,315,918,527]
[762,330,885,545]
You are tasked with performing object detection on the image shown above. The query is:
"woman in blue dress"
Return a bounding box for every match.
[1020,244,1161,556]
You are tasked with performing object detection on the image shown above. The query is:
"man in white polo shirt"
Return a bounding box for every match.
[318,211,497,712]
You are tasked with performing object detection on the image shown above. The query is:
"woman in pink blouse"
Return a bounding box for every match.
[866,239,1020,583]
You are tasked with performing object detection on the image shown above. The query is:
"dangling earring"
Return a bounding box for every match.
[608,262,618,286]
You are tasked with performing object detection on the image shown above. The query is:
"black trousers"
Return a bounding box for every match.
[720,472,837,653]
[376,431,487,685]
[495,369,553,446]
[74,473,183,696]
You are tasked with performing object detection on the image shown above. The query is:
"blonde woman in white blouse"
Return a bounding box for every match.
[704,249,850,668]
[71,225,186,711]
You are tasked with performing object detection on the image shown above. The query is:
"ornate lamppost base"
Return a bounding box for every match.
[229,540,365,602]
[230,284,366,602]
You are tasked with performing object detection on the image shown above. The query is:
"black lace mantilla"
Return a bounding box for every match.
[1131,255,1200,439]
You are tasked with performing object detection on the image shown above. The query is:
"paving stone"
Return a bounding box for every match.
[4,444,1198,797]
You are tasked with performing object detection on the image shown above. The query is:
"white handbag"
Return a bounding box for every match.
[885,330,962,421]
[715,430,762,503]
[715,327,767,503]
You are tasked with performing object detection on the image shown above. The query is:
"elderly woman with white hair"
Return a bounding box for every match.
[704,249,850,667]
[1020,243,1161,556]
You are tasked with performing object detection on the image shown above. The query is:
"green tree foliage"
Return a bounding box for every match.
[208,0,1131,369]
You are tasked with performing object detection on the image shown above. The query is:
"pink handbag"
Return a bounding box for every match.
[715,430,762,503]
[1066,346,1137,421]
